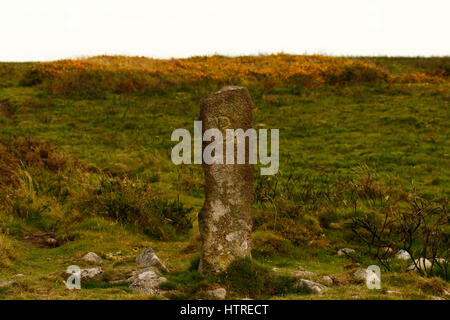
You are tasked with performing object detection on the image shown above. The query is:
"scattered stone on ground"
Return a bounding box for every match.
[80,267,103,280]
[207,287,227,299]
[129,269,167,295]
[0,281,12,288]
[337,248,356,256]
[353,268,369,280]
[383,247,394,254]
[295,279,329,294]
[291,270,315,277]
[407,258,432,272]
[46,237,57,246]
[395,250,411,260]
[136,248,168,272]
[82,252,103,264]
[321,276,334,286]
[353,268,380,285]
[128,267,161,281]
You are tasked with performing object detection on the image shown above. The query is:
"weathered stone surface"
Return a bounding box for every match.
[128,267,161,281]
[80,267,103,280]
[353,268,380,286]
[395,249,411,260]
[207,287,227,299]
[321,276,334,286]
[408,258,432,272]
[136,248,168,272]
[337,248,356,256]
[82,252,103,264]
[129,269,167,295]
[198,86,254,274]
[353,268,368,280]
[295,279,328,294]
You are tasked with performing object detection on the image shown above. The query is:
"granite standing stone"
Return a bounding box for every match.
[198,86,254,274]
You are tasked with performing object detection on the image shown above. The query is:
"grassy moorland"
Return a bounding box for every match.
[0,54,449,300]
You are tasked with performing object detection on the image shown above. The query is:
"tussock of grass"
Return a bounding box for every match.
[217,258,296,299]
[0,233,17,268]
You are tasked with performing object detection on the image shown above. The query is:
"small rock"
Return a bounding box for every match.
[129,270,167,294]
[295,279,328,294]
[13,274,24,277]
[80,267,103,280]
[128,267,161,280]
[291,270,315,277]
[46,237,57,245]
[136,248,168,272]
[353,268,369,280]
[407,258,432,272]
[207,287,227,299]
[435,258,447,264]
[271,267,279,272]
[353,268,380,285]
[0,281,12,288]
[337,248,356,256]
[321,276,334,286]
[395,250,411,260]
[82,252,103,264]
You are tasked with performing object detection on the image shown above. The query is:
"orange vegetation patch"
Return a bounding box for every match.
[23,54,447,96]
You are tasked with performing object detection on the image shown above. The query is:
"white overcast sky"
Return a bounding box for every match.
[0,0,449,61]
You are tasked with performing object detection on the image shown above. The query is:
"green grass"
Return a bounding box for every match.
[0,57,448,300]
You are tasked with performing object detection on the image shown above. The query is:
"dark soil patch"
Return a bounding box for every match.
[0,99,15,118]
[21,232,65,249]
